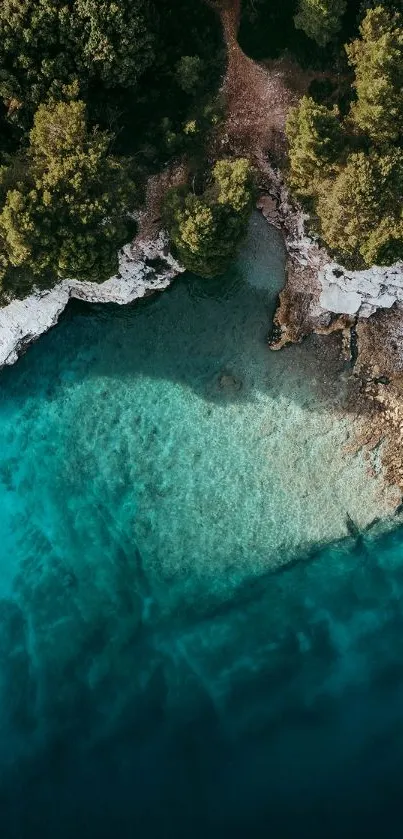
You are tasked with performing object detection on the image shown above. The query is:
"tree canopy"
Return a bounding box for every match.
[75,0,155,88]
[294,0,347,47]
[317,149,403,265]
[0,99,136,290]
[286,5,403,267]
[0,0,80,121]
[346,6,403,143]
[286,96,344,198]
[163,159,255,278]
[0,0,156,123]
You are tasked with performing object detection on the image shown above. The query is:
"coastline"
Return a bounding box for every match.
[0,231,184,368]
[260,169,403,492]
[0,160,403,496]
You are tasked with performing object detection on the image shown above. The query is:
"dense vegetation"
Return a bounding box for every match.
[163,159,255,276]
[294,0,347,47]
[0,0,401,296]
[0,0,233,294]
[286,4,403,267]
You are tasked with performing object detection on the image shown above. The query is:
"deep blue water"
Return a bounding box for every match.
[3,527,403,838]
[1,219,403,837]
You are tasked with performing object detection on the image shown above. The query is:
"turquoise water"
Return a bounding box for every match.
[1,215,403,836]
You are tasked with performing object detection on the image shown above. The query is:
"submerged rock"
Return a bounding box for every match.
[217,371,243,392]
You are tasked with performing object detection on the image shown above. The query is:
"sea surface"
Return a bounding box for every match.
[1,215,403,837]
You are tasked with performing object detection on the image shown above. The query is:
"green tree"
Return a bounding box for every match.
[175,56,205,94]
[0,0,155,123]
[286,96,344,199]
[75,0,155,88]
[0,1,81,120]
[212,158,255,214]
[316,148,403,265]
[346,7,403,143]
[0,99,136,289]
[163,159,254,277]
[294,0,346,47]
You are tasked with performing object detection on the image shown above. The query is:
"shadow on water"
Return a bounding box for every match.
[0,257,352,420]
[0,215,402,836]
[3,522,403,837]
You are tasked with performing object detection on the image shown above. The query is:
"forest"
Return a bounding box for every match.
[0,0,401,297]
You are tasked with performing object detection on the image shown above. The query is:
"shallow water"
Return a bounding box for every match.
[1,215,403,837]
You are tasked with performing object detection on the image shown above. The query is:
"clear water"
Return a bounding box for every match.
[1,215,403,837]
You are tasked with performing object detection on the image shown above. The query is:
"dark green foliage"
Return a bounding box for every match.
[0,0,82,123]
[163,159,255,278]
[75,0,155,88]
[0,99,136,289]
[286,96,344,198]
[238,0,343,68]
[0,0,156,126]
[346,6,403,143]
[175,56,205,95]
[294,0,347,46]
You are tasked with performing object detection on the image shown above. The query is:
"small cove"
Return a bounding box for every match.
[0,213,403,836]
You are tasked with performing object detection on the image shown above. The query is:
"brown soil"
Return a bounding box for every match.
[135,163,188,243]
[217,2,306,167]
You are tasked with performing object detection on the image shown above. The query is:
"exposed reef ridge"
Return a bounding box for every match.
[0,232,183,367]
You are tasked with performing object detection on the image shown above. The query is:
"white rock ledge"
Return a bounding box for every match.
[259,172,403,328]
[319,262,403,318]
[0,232,184,368]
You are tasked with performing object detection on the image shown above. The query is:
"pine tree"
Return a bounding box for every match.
[346,7,403,143]
[163,159,254,277]
[286,96,344,199]
[317,149,403,265]
[294,0,346,47]
[0,99,136,289]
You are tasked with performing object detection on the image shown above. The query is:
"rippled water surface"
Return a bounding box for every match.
[1,215,403,837]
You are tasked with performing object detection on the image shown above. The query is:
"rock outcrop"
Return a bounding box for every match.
[0,232,183,367]
[259,172,403,491]
[258,173,403,349]
[320,262,403,319]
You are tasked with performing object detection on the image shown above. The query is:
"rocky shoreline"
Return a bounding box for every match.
[0,232,183,368]
[1,168,403,491]
[260,169,403,492]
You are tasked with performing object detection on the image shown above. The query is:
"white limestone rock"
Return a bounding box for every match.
[319,262,403,318]
[0,232,183,369]
[320,284,362,316]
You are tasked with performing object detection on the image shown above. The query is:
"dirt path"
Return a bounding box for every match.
[216,0,310,168]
